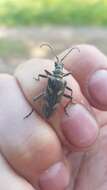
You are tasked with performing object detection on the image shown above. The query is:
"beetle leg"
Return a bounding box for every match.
[24,108,34,119]
[33,93,44,101]
[66,86,73,92]
[33,74,48,81]
[63,72,72,78]
[63,94,73,100]
[66,86,73,97]
[24,93,44,119]
[64,100,71,116]
[34,69,52,81]
[44,69,53,76]
[63,94,73,115]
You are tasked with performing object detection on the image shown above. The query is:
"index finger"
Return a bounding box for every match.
[63,44,107,111]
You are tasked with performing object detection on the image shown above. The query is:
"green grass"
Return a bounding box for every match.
[0,0,107,26]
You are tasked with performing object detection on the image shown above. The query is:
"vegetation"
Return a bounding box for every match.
[0,0,107,26]
[0,39,28,57]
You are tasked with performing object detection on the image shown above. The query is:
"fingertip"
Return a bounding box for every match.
[87,69,107,110]
[60,104,99,148]
[39,162,70,190]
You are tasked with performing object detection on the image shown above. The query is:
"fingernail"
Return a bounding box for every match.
[88,69,107,106]
[61,104,98,147]
[39,162,69,190]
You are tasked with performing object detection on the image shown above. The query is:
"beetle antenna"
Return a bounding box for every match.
[61,47,80,62]
[40,43,59,63]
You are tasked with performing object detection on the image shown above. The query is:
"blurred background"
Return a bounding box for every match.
[0,0,107,73]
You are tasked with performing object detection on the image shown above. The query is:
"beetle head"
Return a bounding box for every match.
[55,61,63,69]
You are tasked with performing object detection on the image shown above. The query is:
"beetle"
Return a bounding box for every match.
[24,44,80,119]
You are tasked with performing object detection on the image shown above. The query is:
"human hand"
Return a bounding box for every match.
[0,45,107,190]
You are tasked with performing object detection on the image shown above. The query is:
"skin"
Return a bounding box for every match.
[0,44,107,190]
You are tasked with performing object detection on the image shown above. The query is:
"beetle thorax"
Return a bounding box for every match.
[53,62,63,78]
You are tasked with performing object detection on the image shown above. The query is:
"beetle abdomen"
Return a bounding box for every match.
[46,94,57,106]
[42,104,54,118]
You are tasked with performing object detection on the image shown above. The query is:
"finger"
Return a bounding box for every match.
[15,59,99,149]
[0,153,34,190]
[73,125,107,190]
[0,74,70,189]
[39,162,70,190]
[62,44,107,111]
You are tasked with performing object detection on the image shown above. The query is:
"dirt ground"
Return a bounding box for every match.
[0,26,107,74]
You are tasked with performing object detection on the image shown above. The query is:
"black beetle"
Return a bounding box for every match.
[24,44,80,119]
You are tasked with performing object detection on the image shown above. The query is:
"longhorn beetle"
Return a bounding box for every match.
[24,44,80,119]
